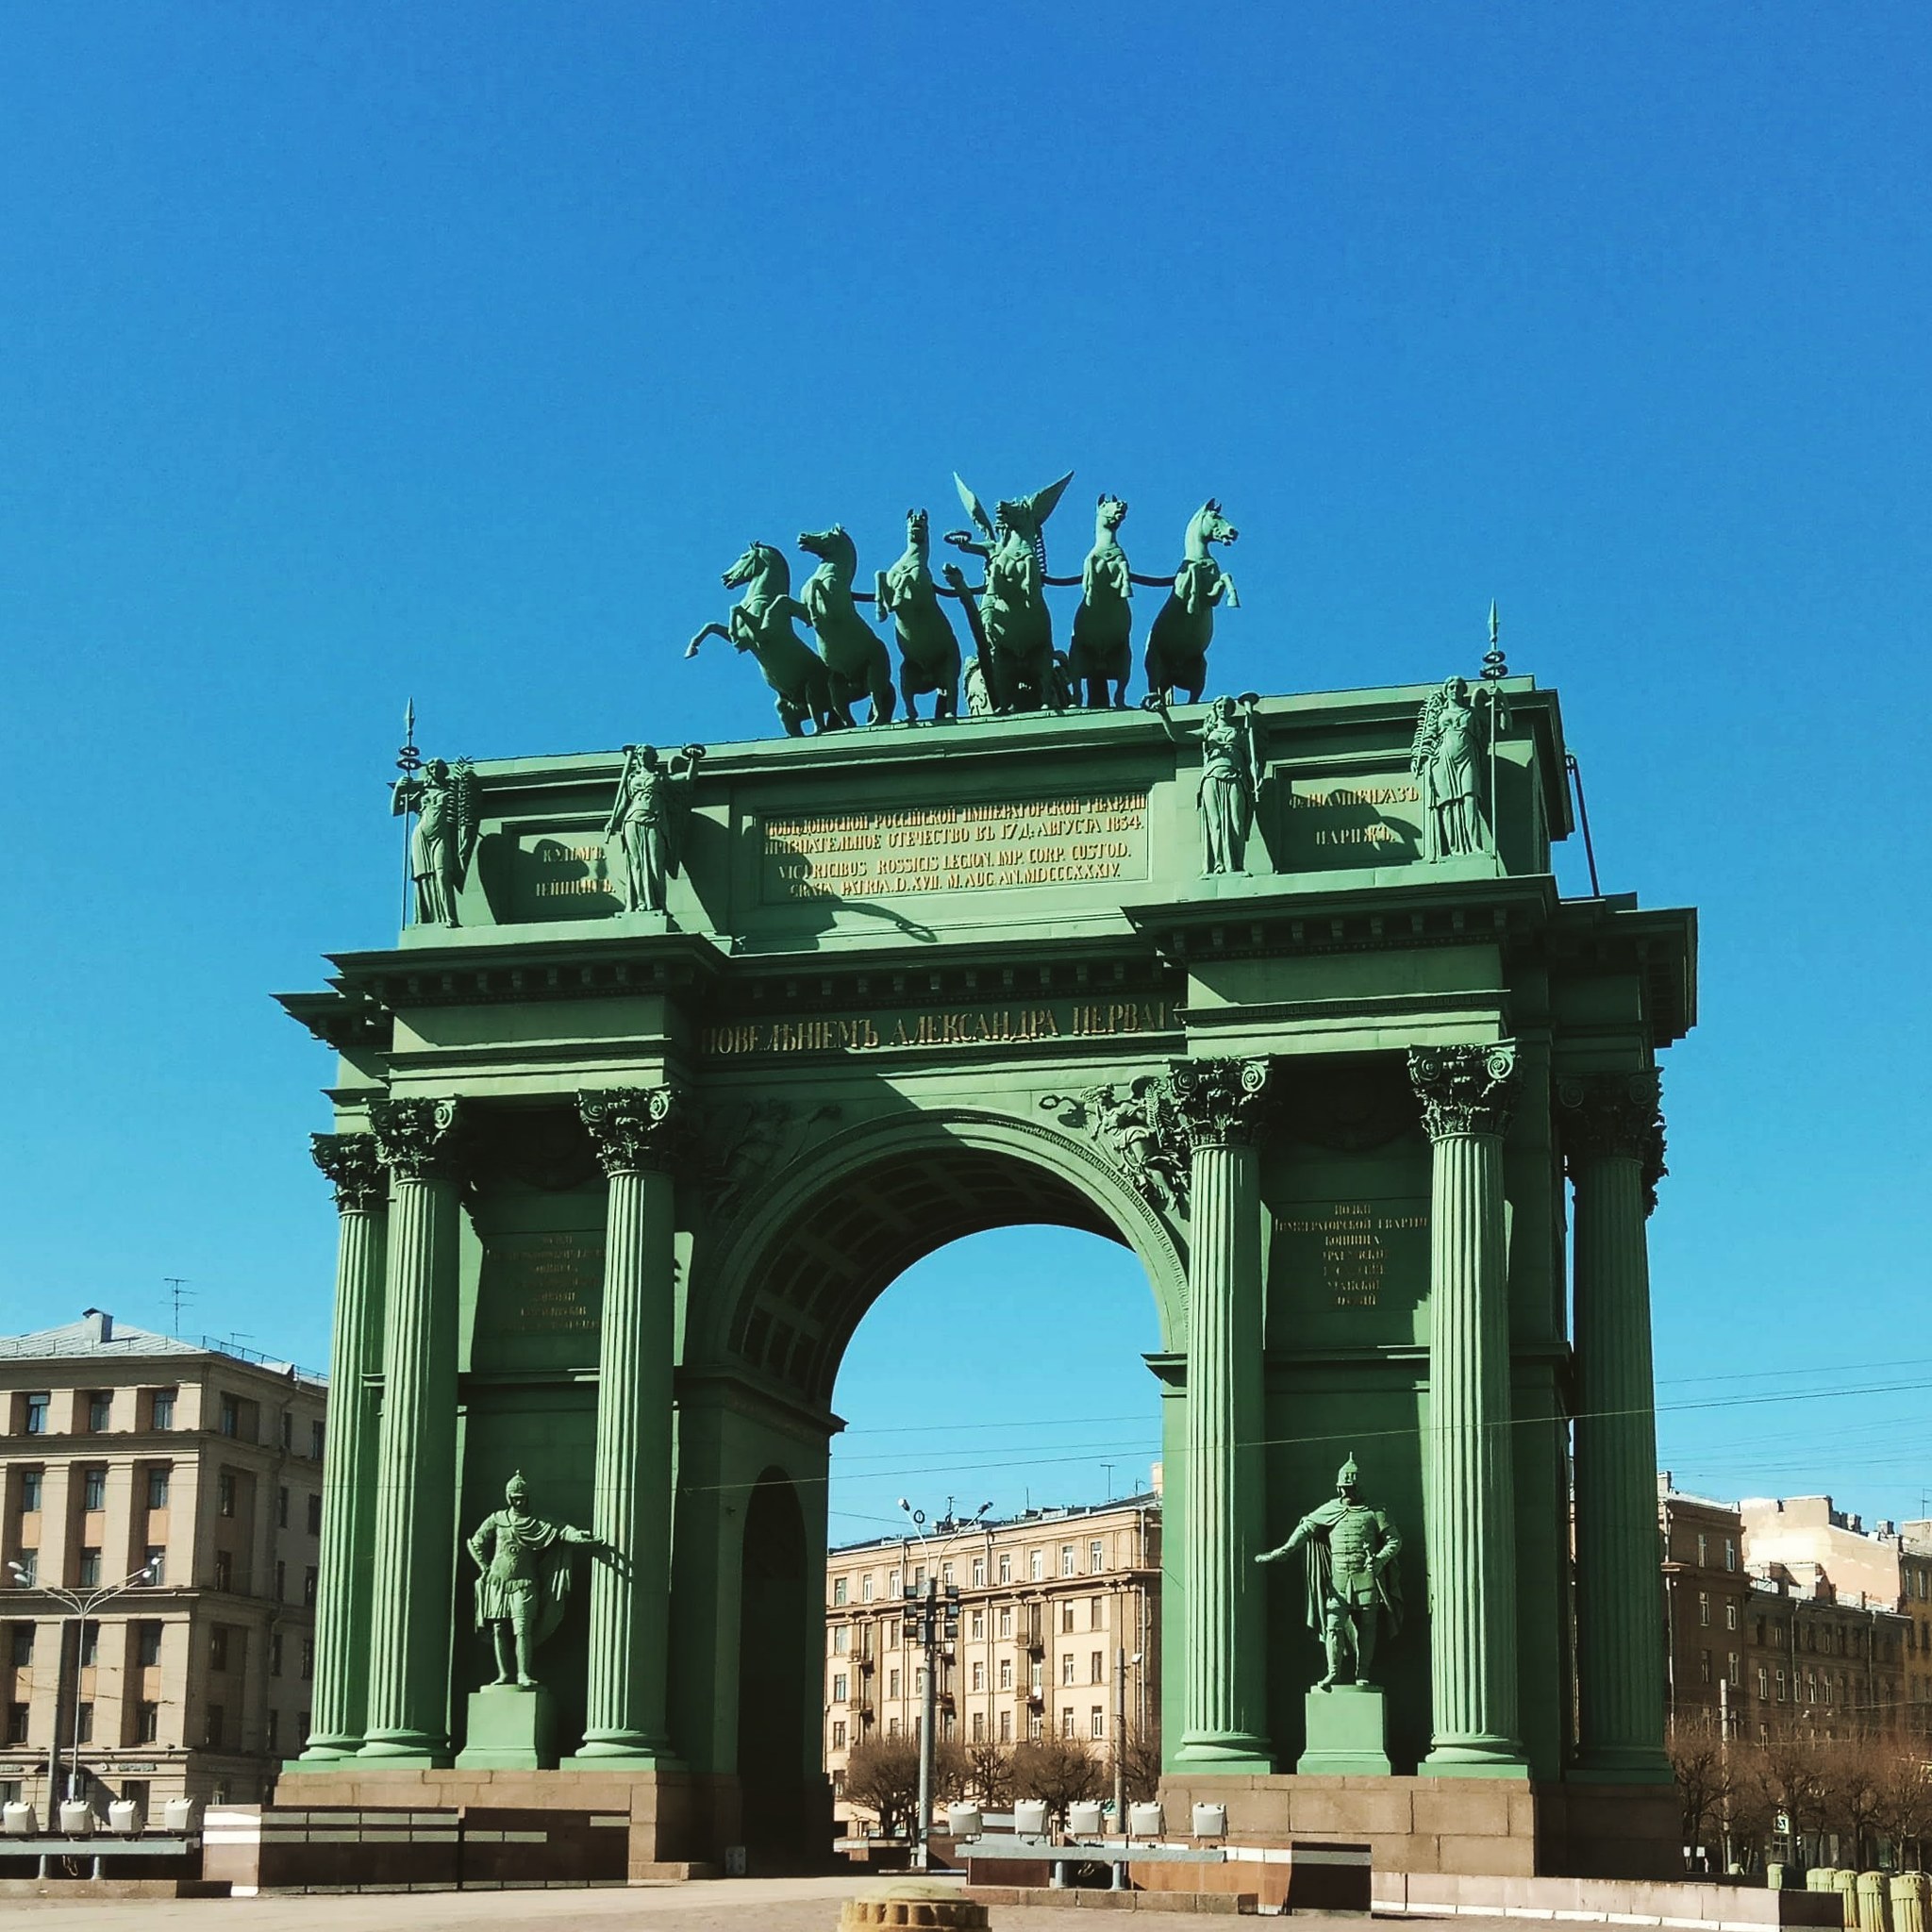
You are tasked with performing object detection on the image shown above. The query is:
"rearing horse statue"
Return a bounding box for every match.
[1144,500,1240,708]
[1070,493,1134,708]
[945,469,1074,712]
[876,508,962,722]
[798,525,896,727]
[686,541,836,736]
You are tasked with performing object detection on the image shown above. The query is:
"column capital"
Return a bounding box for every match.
[1159,1056,1275,1150]
[1407,1041,1520,1141]
[1557,1071,1667,1210]
[368,1096,463,1183]
[578,1086,681,1177]
[311,1132,387,1213]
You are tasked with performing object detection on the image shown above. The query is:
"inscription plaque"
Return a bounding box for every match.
[1278,777,1424,870]
[478,1230,605,1341]
[759,792,1150,904]
[1272,1198,1428,1312]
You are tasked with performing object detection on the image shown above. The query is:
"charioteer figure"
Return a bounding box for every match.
[1256,1453,1403,1691]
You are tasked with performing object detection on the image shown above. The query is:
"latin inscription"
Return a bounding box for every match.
[705,999,1175,1058]
[1273,1199,1428,1309]
[760,793,1150,903]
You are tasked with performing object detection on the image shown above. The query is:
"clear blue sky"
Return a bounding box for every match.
[2,7,1927,1536]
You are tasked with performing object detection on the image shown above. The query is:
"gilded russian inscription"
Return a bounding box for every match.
[704,997,1175,1058]
[1273,1199,1428,1309]
[760,792,1149,903]
[481,1230,605,1334]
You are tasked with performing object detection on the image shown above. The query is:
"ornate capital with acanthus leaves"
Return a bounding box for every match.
[1557,1070,1667,1212]
[369,1096,463,1184]
[311,1132,387,1213]
[1407,1041,1520,1141]
[1158,1056,1275,1151]
[578,1086,681,1176]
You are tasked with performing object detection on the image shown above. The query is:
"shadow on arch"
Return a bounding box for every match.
[691,1106,1191,1404]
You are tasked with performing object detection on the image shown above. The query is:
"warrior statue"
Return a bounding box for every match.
[604,741,705,913]
[1255,1453,1402,1691]
[465,1471,598,1690]
[391,756,477,927]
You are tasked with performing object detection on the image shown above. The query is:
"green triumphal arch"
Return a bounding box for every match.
[279,674,1694,1878]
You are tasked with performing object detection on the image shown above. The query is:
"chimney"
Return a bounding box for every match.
[81,1307,113,1344]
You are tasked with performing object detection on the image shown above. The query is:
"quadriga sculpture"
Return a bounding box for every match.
[798,525,896,726]
[945,469,1074,712]
[1144,499,1241,708]
[686,541,836,736]
[875,508,963,722]
[1069,493,1134,708]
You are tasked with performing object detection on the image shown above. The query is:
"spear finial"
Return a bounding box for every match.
[1482,601,1507,683]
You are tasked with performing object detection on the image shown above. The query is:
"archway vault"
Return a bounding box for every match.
[693,1106,1190,1404]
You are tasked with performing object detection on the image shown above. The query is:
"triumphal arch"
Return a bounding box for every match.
[279,657,1694,1876]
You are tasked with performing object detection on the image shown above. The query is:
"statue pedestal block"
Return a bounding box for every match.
[456,1685,558,1771]
[1297,1685,1391,1776]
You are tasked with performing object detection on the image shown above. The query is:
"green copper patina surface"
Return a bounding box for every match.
[283,662,1694,1860]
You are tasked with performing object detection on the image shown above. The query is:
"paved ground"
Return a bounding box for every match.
[0,1874,1485,1931]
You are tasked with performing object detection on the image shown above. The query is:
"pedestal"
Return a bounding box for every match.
[456,1685,558,1771]
[1297,1685,1392,1776]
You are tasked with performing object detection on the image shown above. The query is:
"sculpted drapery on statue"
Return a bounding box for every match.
[391,757,478,926]
[466,1472,598,1690]
[1158,691,1264,874]
[1410,675,1507,862]
[604,743,706,914]
[1257,1454,1404,1691]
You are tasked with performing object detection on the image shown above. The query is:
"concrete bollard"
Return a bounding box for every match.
[1811,1870,1840,1893]
[1857,1872,1890,1932]
[1835,1868,1861,1929]
[839,1880,991,1930]
[1889,1872,1930,1932]
[1767,1863,1790,1891]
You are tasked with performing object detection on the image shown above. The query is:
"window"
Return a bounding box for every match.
[6,1705,27,1745]
[8,1626,32,1667]
[277,1487,290,1530]
[831,1625,849,1656]
[136,1704,158,1743]
[210,1626,230,1672]
[832,1671,848,1700]
[78,1622,99,1667]
[998,1659,1014,1691]
[1091,1707,1105,1739]
[205,1706,225,1749]
[218,1473,236,1518]
[309,1421,324,1459]
[81,1467,107,1511]
[972,1661,986,1691]
[1060,1708,1075,1739]
[270,1632,284,1677]
[889,1669,901,1699]
[12,1552,35,1586]
[275,1561,287,1602]
[941,1562,954,1587]
[219,1396,240,1440]
[78,1547,101,1587]
[150,1390,175,1430]
[137,1623,162,1668]
[86,1393,111,1433]
[23,1394,48,1436]
[303,1567,317,1608]
[860,1574,874,1603]
[1726,1601,1740,1632]
[1728,1652,1741,1686]
[832,1576,847,1607]
[911,1565,924,1589]
[280,1411,292,1452]
[18,1470,41,1512]
[1775,1669,1788,1702]
[1090,1540,1105,1574]
[998,1554,1012,1585]
[301,1638,314,1681]
[1060,1545,1075,1577]
[971,1557,986,1588]
[143,1548,164,1586]
[75,1702,93,1744]
[915,1668,927,1695]
[213,1551,233,1591]
[1757,1665,1770,1700]
[1061,1603,1076,1633]
[1029,1657,1043,1690]
[998,1709,1012,1743]
[1699,1650,1712,1685]
[1029,1712,1042,1740]
[1091,1650,1105,1683]
[971,1712,984,1742]
[1724,1538,1738,1572]
[888,1570,901,1595]
[998,1607,1013,1639]
[1696,1532,1707,1566]
[1060,1654,1075,1685]
[969,1610,985,1640]
[1697,1591,1710,1627]
[145,1468,170,1510]
[267,1710,279,1753]
[887,1717,900,1738]
[831,1720,846,1749]
[1028,1550,1044,1582]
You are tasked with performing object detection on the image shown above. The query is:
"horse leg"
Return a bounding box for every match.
[869,663,897,726]
[685,622,730,658]
[776,695,806,738]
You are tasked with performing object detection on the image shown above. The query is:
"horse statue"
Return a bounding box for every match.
[686,541,836,736]
[1144,500,1240,708]
[945,469,1074,712]
[798,525,896,726]
[1069,494,1134,708]
[876,508,962,722]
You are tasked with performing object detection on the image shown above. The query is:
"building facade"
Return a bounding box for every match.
[0,1312,326,1820]
[823,1492,1161,1809]
[1657,1480,1749,1732]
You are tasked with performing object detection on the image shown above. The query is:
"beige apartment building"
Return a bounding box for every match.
[0,1310,326,1821]
[823,1488,1161,1809]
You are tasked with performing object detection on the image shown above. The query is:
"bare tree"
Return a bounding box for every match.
[965,1740,1015,1808]
[1816,1738,1887,1873]
[1110,1723,1162,1805]
[1669,1719,1732,1857]
[1011,1737,1108,1827]
[1871,1741,1932,1874]
[842,1735,969,1840]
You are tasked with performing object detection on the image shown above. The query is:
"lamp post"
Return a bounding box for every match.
[7,1558,158,1825]
[896,1497,988,1869]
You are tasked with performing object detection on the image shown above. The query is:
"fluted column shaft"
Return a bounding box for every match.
[1564,1073,1670,1778]
[298,1135,388,1762]
[359,1098,462,1764]
[569,1085,683,1766]
[1410,1043,1527,1774]
[1166,1057,1273,1771]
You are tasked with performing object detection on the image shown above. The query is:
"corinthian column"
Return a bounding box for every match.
[358,1096,462,1765]
[295,1133,388,1765]
[1165,1056,1274,1771]
[1561,1070,1670,1780]
[1408,1043,1528,1774]
[565,1086,682,1767]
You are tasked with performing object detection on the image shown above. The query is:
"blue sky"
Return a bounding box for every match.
[1,7,1927,1537]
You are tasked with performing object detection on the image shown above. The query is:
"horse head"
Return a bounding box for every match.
[1191,499,1240,549]
[905,508,929,558]
[1095,494,1128,539]
[797,525,858,574]
[722,541,785,591]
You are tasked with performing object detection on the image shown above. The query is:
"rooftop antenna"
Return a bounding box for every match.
[395,697,423,929]
[163,1278,192,1336]
[1102,1461,1115,1500]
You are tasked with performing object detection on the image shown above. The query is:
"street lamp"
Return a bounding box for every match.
[896,1498,985,1869]
[7,1557,158,1826]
